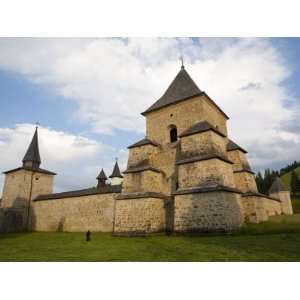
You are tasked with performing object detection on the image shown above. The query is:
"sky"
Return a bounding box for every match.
[0,37,300,194]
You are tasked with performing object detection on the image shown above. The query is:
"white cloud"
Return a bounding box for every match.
[0,123,128,194]
[0,37,299,173]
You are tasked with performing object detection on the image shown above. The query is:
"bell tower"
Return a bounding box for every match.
[0,126,56,231]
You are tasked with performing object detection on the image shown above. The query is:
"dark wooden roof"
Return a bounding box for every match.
[3,166,56,175]
[142,67,202,115]
[141,67,229,119]
[96,168,107,180]
[269,177,289,194]
[22,127,41,167]
[128,138,159,149]
[34,185,122,201]
[176,153,233,166]
[242,192,281,202]
[179,120,226,138]
[173,182,242,195]
[227,140,247,153]
[109,161,123,178]
[116,191,167,200]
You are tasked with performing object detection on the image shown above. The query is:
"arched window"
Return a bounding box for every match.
[170,126,178,143]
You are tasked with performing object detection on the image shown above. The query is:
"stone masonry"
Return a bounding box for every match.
[0,65,293,234]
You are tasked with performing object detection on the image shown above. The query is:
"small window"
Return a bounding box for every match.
[170,127,178,143]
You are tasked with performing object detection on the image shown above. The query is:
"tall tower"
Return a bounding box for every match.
[114,65,245,234]
[0,126,56,231]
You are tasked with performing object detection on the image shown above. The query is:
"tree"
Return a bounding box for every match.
[255,172,264,193]
[290,171,300,196]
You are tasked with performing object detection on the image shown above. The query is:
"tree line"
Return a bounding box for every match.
[255,160,300,195]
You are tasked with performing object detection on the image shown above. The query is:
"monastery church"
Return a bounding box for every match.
[0,65,293,234]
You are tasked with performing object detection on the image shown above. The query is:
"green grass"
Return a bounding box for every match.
[1,214,300,261]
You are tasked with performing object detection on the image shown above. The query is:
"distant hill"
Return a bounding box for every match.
[280,166,300,190]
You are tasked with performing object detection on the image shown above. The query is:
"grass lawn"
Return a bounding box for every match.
[1,214,300,262]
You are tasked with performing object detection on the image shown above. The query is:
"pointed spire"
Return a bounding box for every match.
[22,126,41,169]
[97,168,107,187]
[269,177,289,194]
[142,66,202,115]
[109,159,123,178]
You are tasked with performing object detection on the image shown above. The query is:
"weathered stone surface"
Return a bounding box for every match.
[114,197,166,233]
[1,169,54,209]
[32,193,116,232]
[146,95,227,146]
[270,191,293,215]
[178,159,236,189]
[174,192,243,232]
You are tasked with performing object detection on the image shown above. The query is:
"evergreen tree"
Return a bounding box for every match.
[290,171,300,196]
[255,171,264,193]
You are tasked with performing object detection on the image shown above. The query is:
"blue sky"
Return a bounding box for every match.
[0,38,300,192]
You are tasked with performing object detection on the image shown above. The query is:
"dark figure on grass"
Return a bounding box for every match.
[86,230,91,241]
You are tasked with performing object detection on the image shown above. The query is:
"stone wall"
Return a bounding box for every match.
[202,96,228,136]
[122,170,163,194]
[270,191,293,215]
[146,95,227,145]
[1,169,54,209]
[180,131,226,158]
[127,144,158,168]
[227,149,251,171]
[32,193,117,232]
[114,197,166,233]
[233,171,257,193]
[241,195,282,223]
[178,159,236,189]
[174,191,243,232]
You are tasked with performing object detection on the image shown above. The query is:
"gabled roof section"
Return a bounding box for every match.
[22,127,41,167]
[109,161,123,178]
[227,140,247,153]
[3,166,56,175]
[269,177,289,194]
[128,138,159,149]
[142,66,203,115]
[97,168,107,180]
[179,120,226,138]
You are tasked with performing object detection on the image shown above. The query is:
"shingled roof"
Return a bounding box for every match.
[142,66,203,115]
[97,169,107,180]
[22,127,41,168]
[226,140,247,153]
[141,67,229,119]
[179,120,226,138]
[109,160,123,178]
[34,185,122,201]
[128,138,159,149]
[269,177,289,194]
[3,166,56,175]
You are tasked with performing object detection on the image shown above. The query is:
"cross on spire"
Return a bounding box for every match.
[180,55,184,69]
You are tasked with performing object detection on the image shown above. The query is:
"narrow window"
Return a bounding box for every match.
[170,127,178,143]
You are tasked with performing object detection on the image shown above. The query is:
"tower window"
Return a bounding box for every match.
[170,127,178,143]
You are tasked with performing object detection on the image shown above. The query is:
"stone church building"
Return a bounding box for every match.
[0,65,293,234]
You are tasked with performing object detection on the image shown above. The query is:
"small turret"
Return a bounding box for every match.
[109,159,123,185]
[22,126,41,169]
[97,169,107,188]
[269,176,293,215]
